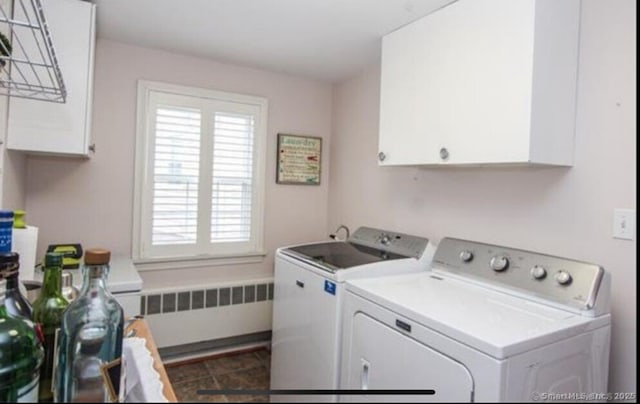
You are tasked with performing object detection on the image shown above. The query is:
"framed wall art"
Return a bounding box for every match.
[276,133,322,185]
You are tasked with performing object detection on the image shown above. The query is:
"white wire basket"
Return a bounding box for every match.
[0,0,66,103]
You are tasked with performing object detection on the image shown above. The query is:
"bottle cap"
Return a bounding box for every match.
[0,210,14,219]
[0,251,19,264]
[13,210,27,229]
[0,253,19,277]
[84,248,111,265]
[44,252,64,268]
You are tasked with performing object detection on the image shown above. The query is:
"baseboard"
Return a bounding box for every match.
[160,331,272,364]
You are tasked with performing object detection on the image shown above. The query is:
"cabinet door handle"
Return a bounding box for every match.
[439,147,449,160]
[295,280,304,288]
[378,151,386,162]
[361,359,370,390]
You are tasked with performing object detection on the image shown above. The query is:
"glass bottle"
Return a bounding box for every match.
[57,248,124,403]
[32,252,69,403]
[0,279,44,402]
[71,331,108,402]
[61,271,80,304]
[0,252,33,320]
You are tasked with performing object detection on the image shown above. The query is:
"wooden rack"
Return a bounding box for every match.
[125,318,178,402]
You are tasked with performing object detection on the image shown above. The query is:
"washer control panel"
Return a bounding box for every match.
[349,227,430,259]
[433,237,605,311]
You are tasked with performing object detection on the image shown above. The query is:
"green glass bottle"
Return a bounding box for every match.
[0,278,44,402]
[32,252,68,403]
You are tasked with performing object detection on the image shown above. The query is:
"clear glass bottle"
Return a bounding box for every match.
[0,252,33,320]
[56,248,124,403]
[32,252,69,403]
[71,330,108,402]
[61,271,80,304]
[0,278,44,402]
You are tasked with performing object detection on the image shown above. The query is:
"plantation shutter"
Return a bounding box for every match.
[135,81,266,261]
[211,112,255,243]
[151,106,201,245]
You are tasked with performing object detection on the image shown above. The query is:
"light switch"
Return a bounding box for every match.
[613,209,636,240]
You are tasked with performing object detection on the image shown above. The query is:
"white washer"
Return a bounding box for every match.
[340,237,611,402]
[270,227,436,402]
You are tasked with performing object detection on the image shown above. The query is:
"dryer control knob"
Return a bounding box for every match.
[530,265,547,280]
[490,255,509,272]
[555,270,573,286]
[459,250,474,262]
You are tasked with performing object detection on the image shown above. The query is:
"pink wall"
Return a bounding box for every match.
[24,39,333,288]
[329,0,636,395]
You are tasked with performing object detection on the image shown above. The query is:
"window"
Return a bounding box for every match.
[133,81,267,263]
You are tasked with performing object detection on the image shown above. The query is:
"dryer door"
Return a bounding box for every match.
[343,313,473,402]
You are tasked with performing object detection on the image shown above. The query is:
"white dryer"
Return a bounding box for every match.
[270,227,436,402]
[340,237,611,402]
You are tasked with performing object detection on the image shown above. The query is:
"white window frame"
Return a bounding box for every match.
[132,80,267,268]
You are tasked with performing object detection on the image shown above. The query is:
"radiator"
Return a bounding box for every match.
[139,278,274,349]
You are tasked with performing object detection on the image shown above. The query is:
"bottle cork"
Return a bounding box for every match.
[84,249,111,265]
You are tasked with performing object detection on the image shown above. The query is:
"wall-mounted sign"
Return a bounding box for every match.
[276,133,322,185]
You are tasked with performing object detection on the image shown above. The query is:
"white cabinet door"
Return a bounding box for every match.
[378,0,580,166]
[378,12,443,166]
[7,0,96,157]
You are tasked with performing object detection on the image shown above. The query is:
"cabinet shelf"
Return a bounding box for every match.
[0,0,66,103]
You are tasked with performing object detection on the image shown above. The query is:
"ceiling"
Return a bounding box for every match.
[91,0,456,83]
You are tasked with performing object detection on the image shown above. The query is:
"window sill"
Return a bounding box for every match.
[132,252,267,272]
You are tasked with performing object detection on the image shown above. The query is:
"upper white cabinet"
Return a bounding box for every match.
[378,0,581,166]
[7,0,96,157]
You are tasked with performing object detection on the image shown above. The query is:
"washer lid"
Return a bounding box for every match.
[280,226,431,273]
[346,272,610,359]
[281,241,407,272]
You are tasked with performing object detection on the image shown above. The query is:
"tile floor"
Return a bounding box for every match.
[165,348,271,403]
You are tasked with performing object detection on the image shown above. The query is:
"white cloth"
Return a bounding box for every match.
[122,337,168,402]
